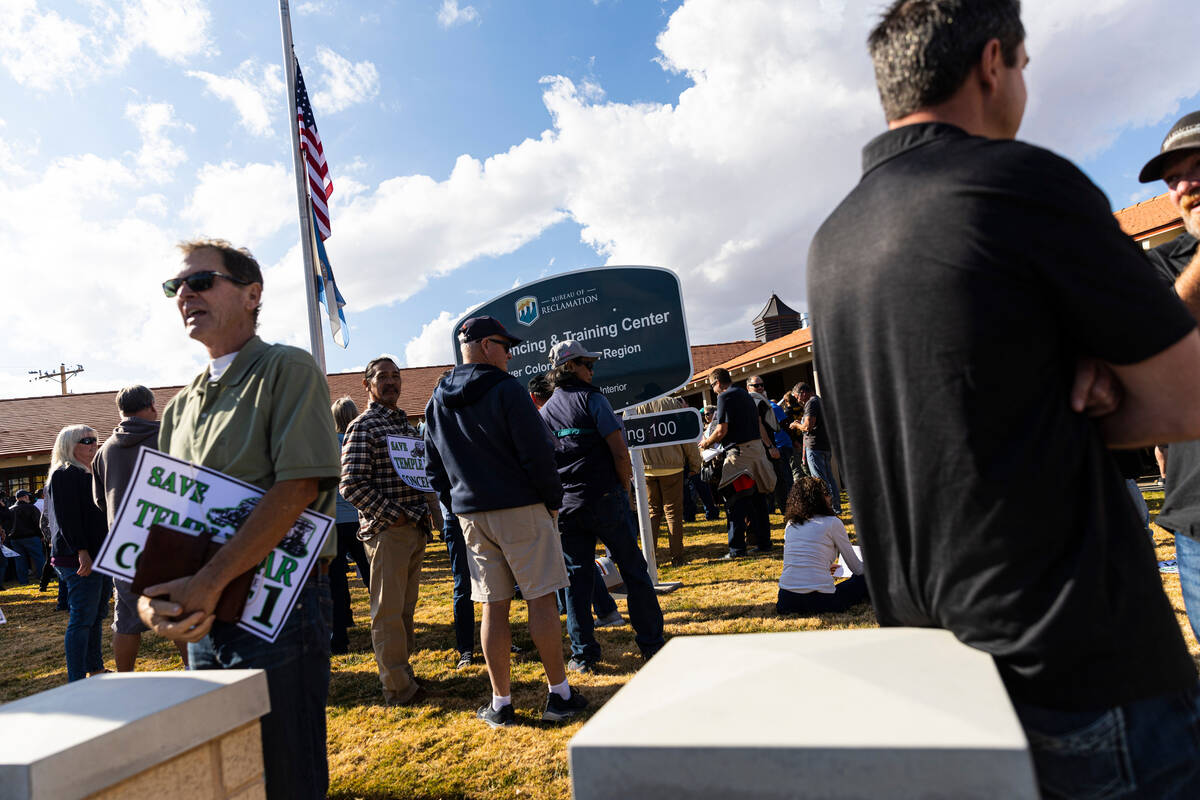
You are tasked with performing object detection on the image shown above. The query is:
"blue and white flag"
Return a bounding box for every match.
[313,210,348,348]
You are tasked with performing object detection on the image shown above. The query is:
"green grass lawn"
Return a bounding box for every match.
[2,495,1195,799]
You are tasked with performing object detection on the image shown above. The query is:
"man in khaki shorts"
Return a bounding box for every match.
[423,316,587,728]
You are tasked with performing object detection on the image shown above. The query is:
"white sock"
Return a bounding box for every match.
[549,678,571,700]
[492,694,511,711]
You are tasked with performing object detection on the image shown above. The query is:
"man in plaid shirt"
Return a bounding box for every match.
[340,356,435,705]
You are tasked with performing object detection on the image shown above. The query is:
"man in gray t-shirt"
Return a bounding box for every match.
[791,382,839,514]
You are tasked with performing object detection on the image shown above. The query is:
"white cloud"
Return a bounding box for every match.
[374,0,1200,346]
[114,0,214,65]
[187,61,285,137]
[0,151,208,399]
[1018,1,1198,160]
[125,101,189,183]
[0,3,94,91]
[437,0,480,29]
[182,162,295,247]
[0,0,213,91]
[404,310,466,367]
[311,47,380,114]
[296,1,332,14]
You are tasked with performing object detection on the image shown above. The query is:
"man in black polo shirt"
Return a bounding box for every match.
[1138,111,1200,646]
[807,1,1200,793]
[698,368,777,558]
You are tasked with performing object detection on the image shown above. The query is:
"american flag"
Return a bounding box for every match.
[296,59,333,240]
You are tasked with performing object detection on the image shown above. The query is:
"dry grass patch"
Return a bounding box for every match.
[2,493,1197,799]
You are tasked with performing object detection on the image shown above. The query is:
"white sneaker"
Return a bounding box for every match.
[594,609,625,628]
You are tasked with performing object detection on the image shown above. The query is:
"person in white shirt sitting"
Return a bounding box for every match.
[777,477,869,615]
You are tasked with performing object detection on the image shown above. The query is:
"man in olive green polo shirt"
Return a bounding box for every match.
[137,238,340,800]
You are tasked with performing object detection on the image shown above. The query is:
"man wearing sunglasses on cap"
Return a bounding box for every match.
[1139,111,1200,651]
[540,340,665,674]
[139,238,341,799]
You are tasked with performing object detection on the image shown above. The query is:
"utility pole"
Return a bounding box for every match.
[29,363,84,395]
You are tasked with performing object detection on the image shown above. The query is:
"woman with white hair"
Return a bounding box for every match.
[46,424,110,681]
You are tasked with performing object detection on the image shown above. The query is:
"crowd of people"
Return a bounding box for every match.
[9,0,1200,797]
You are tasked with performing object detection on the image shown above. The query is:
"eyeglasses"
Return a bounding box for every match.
[162,271,251,298]
[748,383,764,389]
[485,337,512,353]
[577,360,597,371]
[79,437,97,445]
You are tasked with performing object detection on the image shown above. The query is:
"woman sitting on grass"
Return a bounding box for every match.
[777,477,868,615]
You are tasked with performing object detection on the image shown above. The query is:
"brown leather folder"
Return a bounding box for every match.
[130,523,256,623]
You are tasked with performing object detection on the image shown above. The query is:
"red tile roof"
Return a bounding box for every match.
[687,328,813,383]
[689,341,761,377]
[1,343,750,460]
[1114,192,1181,239]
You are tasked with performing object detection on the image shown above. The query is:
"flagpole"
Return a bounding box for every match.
[278,0,327,373]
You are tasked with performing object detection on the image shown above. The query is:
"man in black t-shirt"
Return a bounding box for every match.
[790,382,840,514]
[1138,110,1200,646]
[698,368,777,557]
[808,2,1200,793]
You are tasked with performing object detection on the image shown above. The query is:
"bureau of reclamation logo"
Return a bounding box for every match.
[516,296,539,326]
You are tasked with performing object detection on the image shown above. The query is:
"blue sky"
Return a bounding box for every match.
[0,0,1196,398]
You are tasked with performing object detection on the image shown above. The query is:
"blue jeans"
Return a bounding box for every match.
[726,491,770,553]
[556,564,620,617]
[683,471,719,520]
[189,578,332,800]
[806,449,841,513]
[559,488,664,661]
[773,447,795,513]
[1176,534,1200,642]
[1014,682,1200,798]
[443,510,475,655]
[9,537,45,583]
[54,567,112,682]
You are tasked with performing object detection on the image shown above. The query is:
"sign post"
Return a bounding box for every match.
[456,266,693,591]
[622,406,703,589]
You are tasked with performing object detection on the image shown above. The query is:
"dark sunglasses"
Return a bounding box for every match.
[162,271,251,298]
[577,359,597,370]
[486,337,513,353]
[79,437,97,445]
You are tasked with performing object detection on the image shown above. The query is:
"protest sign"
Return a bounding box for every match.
[92,448,333,643]
[454,266,692,412]
[386,435,432,491]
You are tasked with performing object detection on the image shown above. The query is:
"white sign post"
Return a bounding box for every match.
[92,448,334,643]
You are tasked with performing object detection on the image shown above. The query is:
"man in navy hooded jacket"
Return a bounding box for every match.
[424,316,587,728]
[540,339,665,672]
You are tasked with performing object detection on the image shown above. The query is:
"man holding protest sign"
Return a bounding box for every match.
[138,239,341,800]
[340,356,436,706]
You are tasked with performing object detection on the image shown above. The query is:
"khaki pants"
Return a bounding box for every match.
[363,523,426,703]
[646,470,686,565]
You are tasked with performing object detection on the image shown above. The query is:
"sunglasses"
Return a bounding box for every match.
[577,360,597,370]
[486,337,512,353]
[79,437,97,445]
[162,271,251,298]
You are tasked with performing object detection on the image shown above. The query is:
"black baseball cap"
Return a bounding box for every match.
[15,490,32,499]
[458,316,522,345]
[1139,111,1200,183]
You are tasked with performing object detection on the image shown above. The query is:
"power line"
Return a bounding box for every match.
[29,363,84,395]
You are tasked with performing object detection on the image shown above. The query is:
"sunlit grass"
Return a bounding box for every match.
[2,491,1195,799]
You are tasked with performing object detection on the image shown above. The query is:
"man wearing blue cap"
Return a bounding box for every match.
[424,316,587,728]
